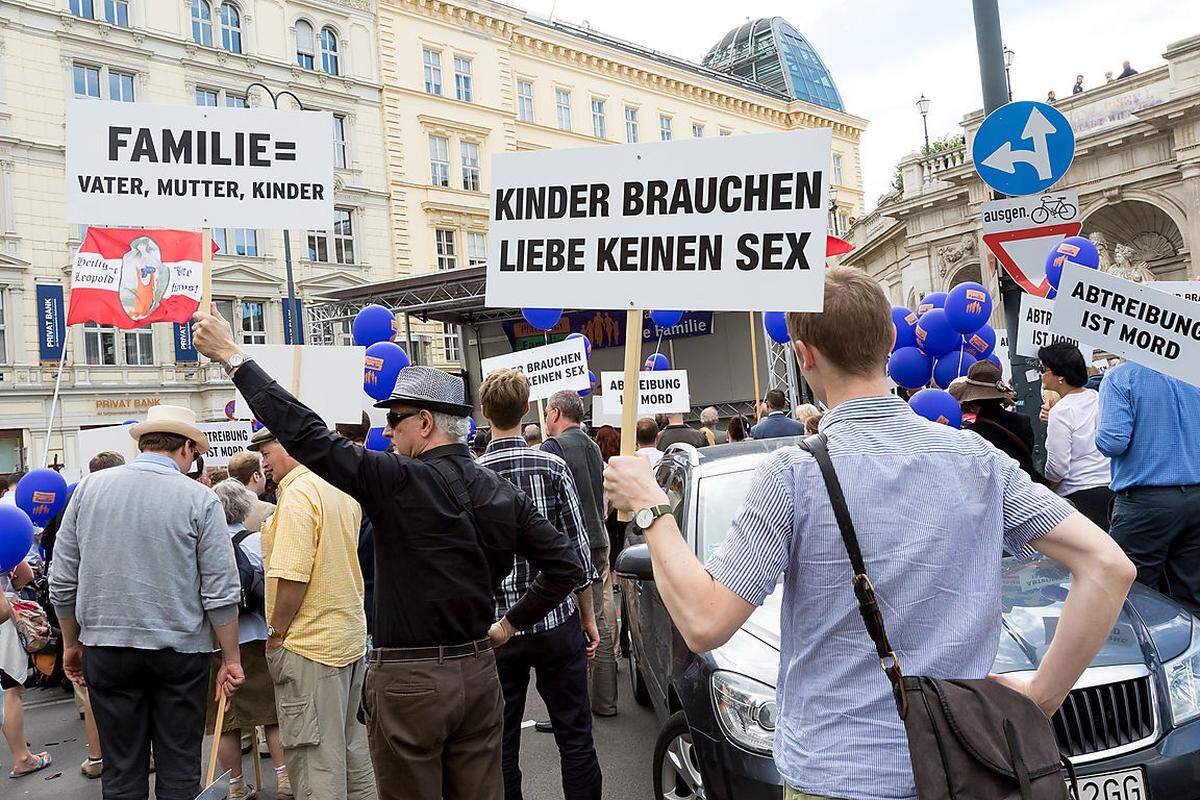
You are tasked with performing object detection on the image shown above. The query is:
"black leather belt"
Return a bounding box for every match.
[369,638,491,663]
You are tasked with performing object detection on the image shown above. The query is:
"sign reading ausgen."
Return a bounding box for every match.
[486,129,832,313]
[479,337,590,402]
[65,100,334,229]
[1051,263,1200,387]
[601,370,690,416]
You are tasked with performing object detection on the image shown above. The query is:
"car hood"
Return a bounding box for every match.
[733,557,1194,673]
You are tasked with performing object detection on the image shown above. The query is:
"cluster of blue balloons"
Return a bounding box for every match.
[1044,236,1100,299]
[352,306,411,402]
[888,281,999,391]
[0,468,72,572]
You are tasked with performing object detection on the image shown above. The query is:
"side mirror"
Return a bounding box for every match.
[615,543,654,582]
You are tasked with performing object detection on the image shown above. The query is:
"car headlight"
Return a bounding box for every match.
[711,670,776,755]
[1166,622,1200,726]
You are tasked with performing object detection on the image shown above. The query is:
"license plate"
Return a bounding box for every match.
[1074,767,1147,800]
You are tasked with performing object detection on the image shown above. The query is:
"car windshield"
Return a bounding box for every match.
[696,469,756,563]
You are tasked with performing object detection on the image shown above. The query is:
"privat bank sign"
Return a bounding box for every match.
[65,99,334,229]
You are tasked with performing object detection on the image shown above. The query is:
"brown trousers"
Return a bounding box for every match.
[363,649,504,800]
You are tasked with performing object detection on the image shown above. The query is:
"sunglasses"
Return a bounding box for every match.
[386,410,421,428]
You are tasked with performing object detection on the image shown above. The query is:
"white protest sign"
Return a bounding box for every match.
[1051,263,1200,387]
[486,129,831,312]
[235,344,367,426]
[480,337,589,402]
[66,99,334,228]
[1015,292,1093,361]
[981,190,1080,296]
[1149,281,1200,303]
[76,420,251,472]
[590,395,622,428]
[993,329,1013,382]
[200,422,253,467]
[601,371,690,416]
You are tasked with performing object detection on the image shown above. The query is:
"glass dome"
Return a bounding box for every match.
[702,17,844,112]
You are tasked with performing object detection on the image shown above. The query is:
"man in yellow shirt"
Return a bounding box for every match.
[252,430,377,800]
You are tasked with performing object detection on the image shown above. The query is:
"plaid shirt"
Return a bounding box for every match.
[480,436,596,634]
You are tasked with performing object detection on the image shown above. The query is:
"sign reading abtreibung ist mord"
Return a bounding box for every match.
[480,337,590,402]
[65,100,334,228]
[601,370,690,416]
[486,129,831,312]
[1015,292,1093,362]
[1051,263,1200,387]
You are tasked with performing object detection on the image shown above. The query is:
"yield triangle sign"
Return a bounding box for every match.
[983,222,1081,296]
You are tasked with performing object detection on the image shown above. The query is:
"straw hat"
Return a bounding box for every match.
[948,360,1016,405]
[128,405,209,452]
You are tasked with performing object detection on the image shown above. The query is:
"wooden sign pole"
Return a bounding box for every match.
[617,308,643,521]
[200,228,213,313]
[748,311,762,421]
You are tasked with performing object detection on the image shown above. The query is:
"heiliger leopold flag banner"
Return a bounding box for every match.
[67,227,209,328]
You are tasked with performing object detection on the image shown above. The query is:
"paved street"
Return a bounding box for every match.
[7,664,659,800]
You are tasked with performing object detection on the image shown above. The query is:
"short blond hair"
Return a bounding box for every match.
[227,451,262,486]
[480,368,530,430]
[787,266,892,376]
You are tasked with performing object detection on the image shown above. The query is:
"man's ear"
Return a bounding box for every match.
[524,402,531,417]
[792,340,817,372]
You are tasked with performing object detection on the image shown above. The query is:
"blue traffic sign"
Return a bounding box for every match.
[972,100,1075,196]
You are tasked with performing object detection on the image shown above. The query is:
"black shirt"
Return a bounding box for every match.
[233,362,584,648]
[965,401,1045,483]
[657,423,710,451]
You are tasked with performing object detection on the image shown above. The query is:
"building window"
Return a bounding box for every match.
[213,228,257,257]
[719,128,732,136]
[624,107,638,143]
[195,88,218,107]
[124,327,154,366]
[555,89,571,131]
[832,154,843,185]
[105,0,128,25]
[84,322,117,365]
[220,3,242,54]
[295,20,315,70]
[422,48,442,95]
[517,80,534,122]
[837,211,848,235]
[591,98,606,139]
[442,323,460,362]
[467,231,486,265]
[333,114,348,168]
[225,93,248,108]
[73,64,101,98]
[460,141,480,192]
[454,56,472,102]
[428,135,450,187]
[435,229,457,270]
[320,27,339,75]
[306,229,327,262]
[108,70,134,102]
[692,122,704,138]
[69,0,95,19]
[240,301,266,345]
[659,115,672,141]
[333,208,355,264]
[191,0,213,47]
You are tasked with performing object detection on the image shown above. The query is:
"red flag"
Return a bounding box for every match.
[67,228,211,329]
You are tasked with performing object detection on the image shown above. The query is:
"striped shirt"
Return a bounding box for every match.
[481,436,596,634]
[705,395,1074,800]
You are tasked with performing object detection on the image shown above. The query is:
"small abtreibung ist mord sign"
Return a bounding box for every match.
[600,370,690,416]
[66,99,334,229]
[486,129,831,313]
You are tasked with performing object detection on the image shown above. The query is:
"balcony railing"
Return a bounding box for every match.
[900,144,967,198]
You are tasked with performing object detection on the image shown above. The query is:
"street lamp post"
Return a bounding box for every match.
[246,82,305,346]
[916,94,931,152]
[1004,46,1015,101]
[828,187,840,236]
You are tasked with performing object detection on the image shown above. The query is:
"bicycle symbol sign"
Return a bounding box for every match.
[972,100,1076,196]
[981,190,1081,296]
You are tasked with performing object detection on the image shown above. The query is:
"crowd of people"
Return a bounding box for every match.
[1046,59,1138,102]
[0,267,1196,800]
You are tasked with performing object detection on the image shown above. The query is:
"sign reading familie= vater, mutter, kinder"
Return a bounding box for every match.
[486,129,832,313]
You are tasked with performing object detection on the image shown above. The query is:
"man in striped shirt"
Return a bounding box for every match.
[479,368,601,800]
[603,268,1135,800]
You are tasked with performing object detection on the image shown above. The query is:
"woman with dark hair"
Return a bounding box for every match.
[949,360,1044,483]
[594,425,621,463]
[1038,342,1113,529]
[726,414,751,443]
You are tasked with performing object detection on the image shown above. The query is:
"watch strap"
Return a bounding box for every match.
[636,503,672,531]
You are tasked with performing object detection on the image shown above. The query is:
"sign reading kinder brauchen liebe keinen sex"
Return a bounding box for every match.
[65,99,334,228]
[485,129,832,312]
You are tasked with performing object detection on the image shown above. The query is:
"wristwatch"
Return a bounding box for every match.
[267,624,288,641]
[632,504,672,533]
[222,352,250,377]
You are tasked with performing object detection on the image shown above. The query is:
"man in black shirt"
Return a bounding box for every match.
[191,307,583,800]
[656,411,709,451]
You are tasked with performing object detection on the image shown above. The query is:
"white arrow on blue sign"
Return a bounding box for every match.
[972,100,1075,196]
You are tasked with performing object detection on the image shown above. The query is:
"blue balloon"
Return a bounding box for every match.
[363,341,410,401]
[15,468,68,527]
[887,347,933,389]
[66,482,78,500]
[985,353,1003,369]
[915,309,961,357]
[352,304,396,347]
[251,419,264,432]
[365,427,390,452]
[521,308,563,331]
[577,370,597,397]
[468,417,478,441]
[933,350,978,390]
[650,310,685,329]
[645,353,669,371]
[944,282,993,334]
[1045,236,1100,291]
[565,332,592,357]
[763,312,791,344]
[0,505,34,572]
[909,388,963,428]
[1046,286,1058,300]
[917,291,948,317]
[963,324,997,359]
[122,419,137,425]
[891,306,919,351]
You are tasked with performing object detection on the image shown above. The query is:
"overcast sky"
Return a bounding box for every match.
[519,0,1197,210]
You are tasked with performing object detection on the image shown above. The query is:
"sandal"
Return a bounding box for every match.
[9,752,52,778]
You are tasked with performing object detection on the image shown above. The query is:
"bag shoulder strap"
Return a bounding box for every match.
[798,433,904,692]
[231,529,254,549]
[426,457,481,535]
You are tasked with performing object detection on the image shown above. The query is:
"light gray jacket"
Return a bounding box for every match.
[50,453,240,653]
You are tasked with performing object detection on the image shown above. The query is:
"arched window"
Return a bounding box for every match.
[191,0,213,47]
[320,27,339,75]
[295,20,315,69]
[220,3,242,54]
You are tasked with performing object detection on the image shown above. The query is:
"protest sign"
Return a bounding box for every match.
[486,129,832,312]
[590,395,622,428]
[480,337,589,402]
[1015,292,1093,361]
[201,422,253,467]
[65,99,334,228]
[1051,263,1200,387]
[601,370,690,416]
[77,420,251,471]
[235,344,367,425]
[1149,281,1200,303]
